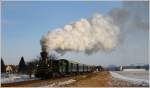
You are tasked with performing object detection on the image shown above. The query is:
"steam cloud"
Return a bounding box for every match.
[40,13,120,54]
[109,1,149,32]
[40,1,148,55]
[108,1,149,43]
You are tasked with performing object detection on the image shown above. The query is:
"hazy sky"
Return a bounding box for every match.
[1,1,149,66]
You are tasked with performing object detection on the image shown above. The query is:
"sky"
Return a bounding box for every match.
[1,1,149,66]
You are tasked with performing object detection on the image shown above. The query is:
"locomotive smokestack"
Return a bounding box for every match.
[40,51,48,64]
[40,36,49,64]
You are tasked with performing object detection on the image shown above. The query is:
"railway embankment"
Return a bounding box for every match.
[1,71,148,87]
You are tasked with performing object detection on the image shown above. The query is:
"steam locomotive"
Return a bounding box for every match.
[34,51,95,79]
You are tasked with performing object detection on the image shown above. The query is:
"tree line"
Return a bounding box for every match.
[1,54,58,75]
[1,57,39,75]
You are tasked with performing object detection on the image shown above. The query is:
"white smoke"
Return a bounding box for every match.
[40,13,120,54]
[40,1,148,55]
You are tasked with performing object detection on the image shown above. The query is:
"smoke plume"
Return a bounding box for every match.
[40,13,120,54]
[109,1,149,32]
[40,1,148,55]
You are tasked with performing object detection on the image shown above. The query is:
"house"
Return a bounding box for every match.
[5,65,18,73]
[6,65,13,73]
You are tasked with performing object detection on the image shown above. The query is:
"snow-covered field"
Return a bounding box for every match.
[1,73,38,84]
[110,71,149,86]
[115,71,149,80]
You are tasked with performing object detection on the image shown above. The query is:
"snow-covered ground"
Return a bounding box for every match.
[44,79,76,87]
[115,71,149,80]
[123,69,146,71]
[110,71,149,86]
[1,73,38,84]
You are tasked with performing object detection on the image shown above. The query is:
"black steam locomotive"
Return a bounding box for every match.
[34,51,95,79]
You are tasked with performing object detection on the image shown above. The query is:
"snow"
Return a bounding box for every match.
[1,73,38,84]
[115,71,149,80]
[57,79,76,86]
[110,71,149,86]
[123,69,146,71]
[44,79,76,87]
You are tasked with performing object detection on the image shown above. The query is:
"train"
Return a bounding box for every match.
[34,51,95,79]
